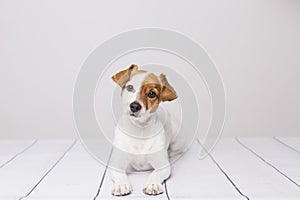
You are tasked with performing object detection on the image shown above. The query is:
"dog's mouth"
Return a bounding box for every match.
[129,112,138,117]
[130,113,136,117]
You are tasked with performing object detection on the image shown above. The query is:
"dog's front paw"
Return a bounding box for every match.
[112,183,132,196]
[143,183,164,195]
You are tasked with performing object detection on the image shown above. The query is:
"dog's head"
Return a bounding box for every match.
[112,64,177,122]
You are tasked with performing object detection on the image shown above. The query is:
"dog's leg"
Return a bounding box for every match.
[143,150,171,195]
[111,170,132,196]
[110,149,132,196]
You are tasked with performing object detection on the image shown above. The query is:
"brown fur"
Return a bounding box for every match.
[138,73,162,112]
[112,65,177,109]
[112,64,138,88]
[138,73,177,113]
[159,74,177,102]
[112,64,146,95]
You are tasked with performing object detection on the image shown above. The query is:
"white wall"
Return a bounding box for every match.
[0,0,299,138]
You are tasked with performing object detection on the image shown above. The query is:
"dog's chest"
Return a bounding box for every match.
[113,119,166,155]
[132,142,148,153]
[114,129,166,154]
[128,140,158,170]
[130,155,152,170]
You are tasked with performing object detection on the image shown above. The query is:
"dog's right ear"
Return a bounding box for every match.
[112,64,138,88]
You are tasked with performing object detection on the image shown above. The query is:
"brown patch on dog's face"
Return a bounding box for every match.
[138,73,177,113]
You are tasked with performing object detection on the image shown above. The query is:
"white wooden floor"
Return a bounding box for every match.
[0,138,299,200]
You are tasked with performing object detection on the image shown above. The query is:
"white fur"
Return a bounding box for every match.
[110,73,183,196]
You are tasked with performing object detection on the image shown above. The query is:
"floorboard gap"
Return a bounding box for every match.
[18,139,77,200]
[197,139,250,200]
[273,137,300,154]
[93,148,113,200]
[164,180,170,200]
[235,137,300,188]
[0,139,38,169]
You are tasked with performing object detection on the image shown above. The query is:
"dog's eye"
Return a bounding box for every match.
[126,85,134,92]
[147,91,157,98]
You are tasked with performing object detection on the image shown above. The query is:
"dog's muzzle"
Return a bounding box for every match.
[130,101,142,113]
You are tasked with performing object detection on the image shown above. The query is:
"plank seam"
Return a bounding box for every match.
[273,137,300,154]
[164,180,170,200]
[93,148,113,200]
[197,139,250,200]
[18,139,77,200]
[0,139,38,169]
[235,137,300,188]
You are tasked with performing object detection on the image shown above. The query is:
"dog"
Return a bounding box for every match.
[110,64,184,196]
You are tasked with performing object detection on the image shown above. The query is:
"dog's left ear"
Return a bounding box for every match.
[112,64,138,88]
[159,74,177,102]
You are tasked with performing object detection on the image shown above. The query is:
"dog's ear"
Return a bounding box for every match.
[159,73,177,102]
[112,64,138,88]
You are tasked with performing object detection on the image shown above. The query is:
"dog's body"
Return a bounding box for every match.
[110,64,184,196]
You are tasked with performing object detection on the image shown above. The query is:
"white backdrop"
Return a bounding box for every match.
[0,0,299,139]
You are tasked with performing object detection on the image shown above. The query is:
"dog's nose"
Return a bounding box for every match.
[130,101,141,113]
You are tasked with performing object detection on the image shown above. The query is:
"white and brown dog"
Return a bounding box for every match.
[110,64,184,196]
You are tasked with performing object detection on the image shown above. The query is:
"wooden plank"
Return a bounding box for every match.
[211,138,300,199]
[167,142,244,200]
[0,140,37,168]
[275,137,300,153]
[0,140,74,200]
[98,166,169,199]
[1,138,299,199]
[26,141,106,199]
[237,138,300,187]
